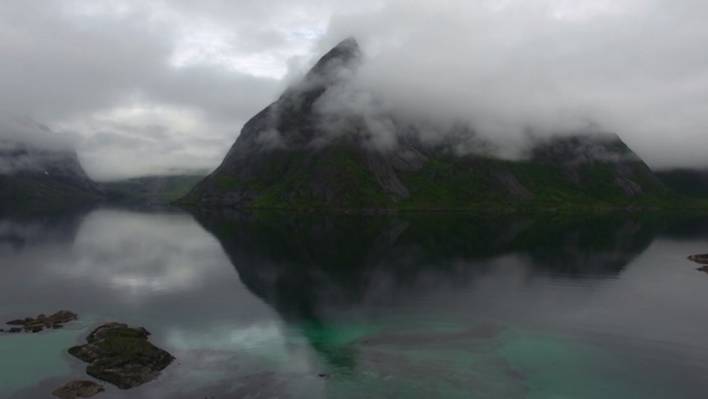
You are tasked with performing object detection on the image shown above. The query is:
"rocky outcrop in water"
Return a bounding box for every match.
[688,253,708,273]
[68,322,174,389]
[2,310,77,333]
[52,380,104,399]
[688,254,708,264]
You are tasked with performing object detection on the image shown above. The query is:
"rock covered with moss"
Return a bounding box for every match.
[68,322,174,389]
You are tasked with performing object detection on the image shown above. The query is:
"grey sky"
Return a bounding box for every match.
[1,0,707,179]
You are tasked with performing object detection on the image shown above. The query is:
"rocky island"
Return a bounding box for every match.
[1,310,78,333]
[68,322,174,389]
[688,253,708,273]
[688,254,708,264]
[52,380,105,399]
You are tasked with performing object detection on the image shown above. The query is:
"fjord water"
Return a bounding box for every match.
[1,209,708,398]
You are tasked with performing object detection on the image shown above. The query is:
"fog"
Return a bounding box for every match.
[314,0,708,165]
[1,0,707,178]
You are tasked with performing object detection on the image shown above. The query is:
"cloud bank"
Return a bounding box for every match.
[316,0,708,166]
[1,0,707,178]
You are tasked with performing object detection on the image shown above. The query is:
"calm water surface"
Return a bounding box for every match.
[1,208,708,398]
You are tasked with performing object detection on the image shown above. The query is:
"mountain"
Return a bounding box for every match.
[181,38,670,211]
[100,174,206,206]
[656,169,708,199]
[0,140,103,209]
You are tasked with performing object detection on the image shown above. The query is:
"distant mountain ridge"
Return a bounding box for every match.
[181,38,671,210]
[99,174,206,206]
[0,137,211,209]
[0,140,103,209]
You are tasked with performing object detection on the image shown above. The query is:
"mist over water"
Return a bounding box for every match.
[2,208,708,398]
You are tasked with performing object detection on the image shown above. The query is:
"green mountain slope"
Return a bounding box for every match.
[656,169,708,199]
[100,174,206,205]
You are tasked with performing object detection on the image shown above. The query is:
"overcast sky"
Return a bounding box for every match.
[1,0,707,180]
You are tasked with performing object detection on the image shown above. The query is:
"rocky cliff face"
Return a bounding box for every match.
[183,38,669,210]
[0,140,103,208]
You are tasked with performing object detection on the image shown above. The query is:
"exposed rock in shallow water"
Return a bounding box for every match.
[688,254,708,264]
[697,266,708,274]
[68,322,174,389]
[4,310,77,333]
[52,380,104,399]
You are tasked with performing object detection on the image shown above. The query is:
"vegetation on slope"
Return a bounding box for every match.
[181,149,685,211]
[656,169,708,199]
[101,174,206,205]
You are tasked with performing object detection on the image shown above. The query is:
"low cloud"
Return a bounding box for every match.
[316,0,708,168]
[2,0,708,177]
[0,0,284,179]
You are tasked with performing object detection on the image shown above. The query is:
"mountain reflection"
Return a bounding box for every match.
[193,210,657,322]
[0,208,89,252]
[3,208,708,398]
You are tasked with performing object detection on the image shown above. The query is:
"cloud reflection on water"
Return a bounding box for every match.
[3,208,708,398]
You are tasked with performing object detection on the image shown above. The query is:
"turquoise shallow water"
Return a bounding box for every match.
[1,209,707,398]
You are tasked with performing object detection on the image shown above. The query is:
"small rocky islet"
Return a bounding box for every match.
[688,253,708,264]
[1,310,78,333]
[688,254,708,273]
[68,322,175,389]
[0,311,174,396]
[52,380,105,399]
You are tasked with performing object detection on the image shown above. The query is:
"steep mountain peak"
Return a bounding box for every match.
[225,37,364,156]
[182,41,670,210]
[305,37,361,81]
[530,131,639,165]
